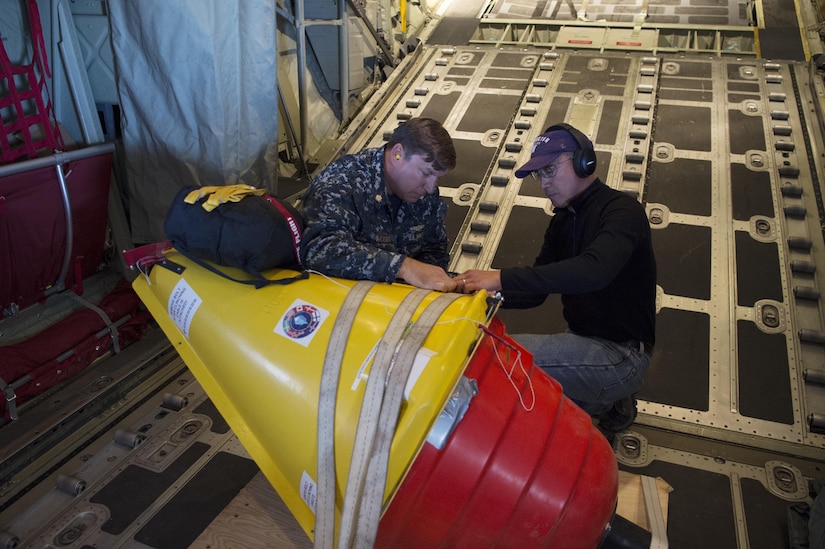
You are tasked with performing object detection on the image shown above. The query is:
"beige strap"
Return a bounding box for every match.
[315,280,375,549]
[336,288,431,548]
[354,292,460,547]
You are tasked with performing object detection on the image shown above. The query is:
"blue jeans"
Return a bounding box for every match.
[512,332,650,415]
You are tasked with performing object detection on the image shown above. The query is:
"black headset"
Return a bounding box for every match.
[545,123,597,178]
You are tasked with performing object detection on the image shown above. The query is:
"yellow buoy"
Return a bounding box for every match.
[132,249,490,543]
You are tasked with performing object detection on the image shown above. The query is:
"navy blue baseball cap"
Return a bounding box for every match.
[514,129,588,178]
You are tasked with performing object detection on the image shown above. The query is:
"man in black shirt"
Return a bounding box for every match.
[459,124,656,431]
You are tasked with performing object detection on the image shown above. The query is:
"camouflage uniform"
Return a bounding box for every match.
[300,147,450,282]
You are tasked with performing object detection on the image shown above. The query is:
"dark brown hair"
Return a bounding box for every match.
[387,117,456,171]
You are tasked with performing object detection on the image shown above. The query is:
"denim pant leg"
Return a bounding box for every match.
[512,332,650,415]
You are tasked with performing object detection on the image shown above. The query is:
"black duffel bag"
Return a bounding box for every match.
[164,184,307,287]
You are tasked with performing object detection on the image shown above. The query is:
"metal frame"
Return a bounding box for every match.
[470,19,759,57]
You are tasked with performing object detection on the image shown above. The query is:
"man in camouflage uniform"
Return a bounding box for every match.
[300,118,459,292]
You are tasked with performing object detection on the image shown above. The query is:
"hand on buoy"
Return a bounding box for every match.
[456,269,502,293]
[397,257,458,292]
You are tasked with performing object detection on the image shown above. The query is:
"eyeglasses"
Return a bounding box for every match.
[530,158,572,180]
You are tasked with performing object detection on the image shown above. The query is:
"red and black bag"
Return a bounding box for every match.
[164,184,307,288]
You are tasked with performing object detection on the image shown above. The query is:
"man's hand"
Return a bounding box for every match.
[456,269,502,293]
[397,258,459,292]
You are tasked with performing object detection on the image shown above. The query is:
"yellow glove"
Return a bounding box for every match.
[184,185,265,212]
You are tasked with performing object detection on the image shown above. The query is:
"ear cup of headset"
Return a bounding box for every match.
[545,123,597,178]
[574,145,597,178]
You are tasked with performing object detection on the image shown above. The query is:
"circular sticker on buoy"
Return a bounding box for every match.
[275,299,329,346]
[283,304,321,338]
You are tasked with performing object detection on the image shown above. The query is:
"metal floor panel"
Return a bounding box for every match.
[339,44,825,453]
[0,368,312,549]
[328,42,825,549]
[615,425,822,548]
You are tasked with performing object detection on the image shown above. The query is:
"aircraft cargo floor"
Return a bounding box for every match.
[3,0,825,547]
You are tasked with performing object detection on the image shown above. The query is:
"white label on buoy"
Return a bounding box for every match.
[404,348,436,399]
[351,346,435,397]
[275,299,330,347]
[168,279,202,339]
[300,471,317,513]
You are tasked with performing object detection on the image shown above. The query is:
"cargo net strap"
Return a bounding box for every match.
[315,281,460,548]
[0,0,65,164]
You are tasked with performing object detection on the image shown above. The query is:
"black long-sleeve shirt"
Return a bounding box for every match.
[500,180,656,345]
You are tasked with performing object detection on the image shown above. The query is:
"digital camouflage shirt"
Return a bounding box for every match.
[300,146,450,282]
